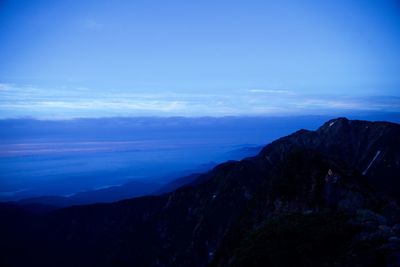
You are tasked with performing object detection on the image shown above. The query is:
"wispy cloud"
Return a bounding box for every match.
[0,83,11,91]
[0,83,399,118]
[294,96,400,111]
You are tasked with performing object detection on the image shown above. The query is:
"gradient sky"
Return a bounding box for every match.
[0,0,399,118]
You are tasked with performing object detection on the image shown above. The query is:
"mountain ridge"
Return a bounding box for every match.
[1,117,400,267]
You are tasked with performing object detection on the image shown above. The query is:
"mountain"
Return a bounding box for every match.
[16,179,161,208]
[156,173,202,194]
[0,118,399,267]
[14,163,220,208]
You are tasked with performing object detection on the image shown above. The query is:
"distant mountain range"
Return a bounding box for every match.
[14,162,220,208]
[1,118,400,267]
[11,148,263,208]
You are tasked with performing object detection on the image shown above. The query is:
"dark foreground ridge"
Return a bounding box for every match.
[1,118,400,267]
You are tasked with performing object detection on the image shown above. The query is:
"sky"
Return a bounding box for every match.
[0,0,399,118]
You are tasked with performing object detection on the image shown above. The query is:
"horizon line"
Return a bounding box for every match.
[1,111,400,122]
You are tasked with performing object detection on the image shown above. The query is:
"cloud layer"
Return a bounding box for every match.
[0,83,399,118]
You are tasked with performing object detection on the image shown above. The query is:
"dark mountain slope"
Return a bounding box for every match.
[271,118,400,201]
[16,179,161,208]
[0,118,399,267]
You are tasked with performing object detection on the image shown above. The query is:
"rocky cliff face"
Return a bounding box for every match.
[0,118,399,267]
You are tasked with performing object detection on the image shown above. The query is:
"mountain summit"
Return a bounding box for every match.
[1,118,400,267]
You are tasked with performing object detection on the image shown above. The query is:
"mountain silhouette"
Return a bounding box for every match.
[1,118,399,267]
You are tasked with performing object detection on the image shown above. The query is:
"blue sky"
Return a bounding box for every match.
[0,0,399,118]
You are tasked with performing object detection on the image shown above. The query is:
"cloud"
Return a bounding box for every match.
[294,96,400,111]
[0,83,12,91]
[0,84,399,118]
